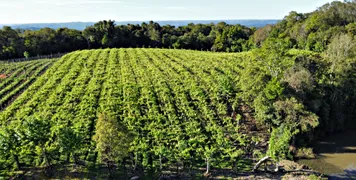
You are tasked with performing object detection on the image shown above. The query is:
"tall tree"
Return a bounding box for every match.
[93,113,133,173]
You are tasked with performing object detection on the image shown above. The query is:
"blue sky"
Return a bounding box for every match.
[0,0,337,24]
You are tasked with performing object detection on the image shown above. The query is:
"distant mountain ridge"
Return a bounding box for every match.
[0,20,279,30]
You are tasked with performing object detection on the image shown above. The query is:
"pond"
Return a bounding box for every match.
[298,131,356,179]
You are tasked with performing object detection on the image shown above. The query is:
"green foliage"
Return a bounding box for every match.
[325,34,355,79]
[258,38,294,78]
[0,26,22,60]
[239,38,293,125]
[238,35,323,161]
[251,25,273,47]
[23,51,30,59]
[273,98,319,131]
[256,1,356,52]
[238,53,268,103]
[284,65,314,93]
[268,125,294,161]
[0,59,55,114]
[0,126,21,171]
[101,34,109,47]
[263,78,284,100]
[267,98,319,160]
[0,49,253,175]
[19,115,53,167]
[286,49,319,57]
[0,20,255,61]
[317,33,356,132]
[22,116,51,147]
[93,113,133,167]
[346,22,356,36]
[55,126,82,162]
[308,174,323,180]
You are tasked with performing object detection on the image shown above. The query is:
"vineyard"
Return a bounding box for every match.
[1,1,354,178]
[0,48,268,176]
[0,59,56,111]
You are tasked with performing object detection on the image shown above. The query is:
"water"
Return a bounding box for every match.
[298,131,356,178]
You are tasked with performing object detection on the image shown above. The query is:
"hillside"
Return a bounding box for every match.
[0,46,340,179]
[0,34,354,179]
[0,49,266,176]
[0,59,56,110]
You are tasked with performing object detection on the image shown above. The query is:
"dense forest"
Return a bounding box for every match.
[0,0,355,179]
[0,20,254,60]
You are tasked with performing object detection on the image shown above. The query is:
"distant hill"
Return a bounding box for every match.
[0,20,279,30]
[0,22,95,31]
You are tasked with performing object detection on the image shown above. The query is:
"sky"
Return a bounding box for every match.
[0,0,338,24]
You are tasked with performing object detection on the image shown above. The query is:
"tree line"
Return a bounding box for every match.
[254,0,356,138]
[0,21,254,60]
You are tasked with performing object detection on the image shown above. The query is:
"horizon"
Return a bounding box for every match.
[0,0,337,24]
[0,19,281,26]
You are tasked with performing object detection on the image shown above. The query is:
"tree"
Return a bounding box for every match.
[22,28,57,56]
[0,26,23,59]
[83,26,96,49]
[325,34,355,80]
[93,113,133,173]
[212,30,228,52]
[322,33,356,131]
[346,22,356,36]
[260,38,294,78]
[252,25,273,47]
[101,34,110,47]
[83,20,115,48]
[284,65,314,93]
[268,98,319,161]
[23,51,30,59]
[55,28,87,52]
